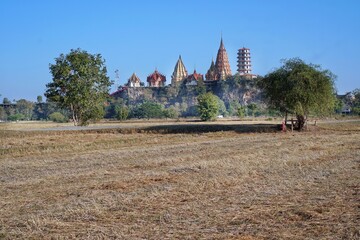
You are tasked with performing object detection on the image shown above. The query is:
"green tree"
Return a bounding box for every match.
[352,88,360,115]
[45,48,112,126]
[163,106,179,119]
[247,103,258,118]
[115,105,129,121]
[217,98,228,117]
[197,92,219,121]
[0,107,6,121]
[131,102,165,119]
[37,95,43,103]
[2,98,11,104]
[258,58,336,130]
[16,99,34,120]
[237,105,246,118]
[49,112,67,123]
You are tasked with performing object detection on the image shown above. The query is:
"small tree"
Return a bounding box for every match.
[49,112,67,123]
[16,99,34,120]
[45,48,112,126]
[197,92,219,121]
[259,58,336,130]
[115,105,129,121]
[247,103,258,118]
[237,105,246,118]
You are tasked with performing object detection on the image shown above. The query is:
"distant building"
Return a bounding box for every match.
[205,59,217,81]
[237,47,257,79]
[147,69,166,87]
[125,73,142,87]
[206,38,232,81]
[184,70,204,86]
[171,55,188,85]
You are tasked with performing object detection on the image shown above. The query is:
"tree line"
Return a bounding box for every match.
[1,49,359,131]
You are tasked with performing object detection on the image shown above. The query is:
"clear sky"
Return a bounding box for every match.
[0,0,359,101]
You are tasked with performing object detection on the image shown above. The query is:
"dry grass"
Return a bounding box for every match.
[0,120,359,239]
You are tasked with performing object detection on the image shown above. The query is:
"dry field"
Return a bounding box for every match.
[0,120,359,239]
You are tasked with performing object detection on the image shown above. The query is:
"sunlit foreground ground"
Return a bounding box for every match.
[0,119,359,239]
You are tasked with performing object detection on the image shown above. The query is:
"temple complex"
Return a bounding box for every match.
[147,69,166,87]
[184,70,204,86]
[171,55,188,85]
[206,38,232,81]
[125,73,142,87]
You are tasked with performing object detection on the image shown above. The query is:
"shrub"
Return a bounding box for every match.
[115,105,129,121]
[8,113,25,121]
[49,112,67,123]
[197,92,219,121]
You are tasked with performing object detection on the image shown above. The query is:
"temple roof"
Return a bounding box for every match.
[171,55,188,84]
[186,69,203,81]
[147,69,166,83]
[205,59,217,80]
[128,73,141,83]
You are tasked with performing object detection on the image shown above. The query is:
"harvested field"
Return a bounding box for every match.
[0,120,359,239]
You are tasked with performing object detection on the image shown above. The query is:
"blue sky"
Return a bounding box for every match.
[0,0,359,101]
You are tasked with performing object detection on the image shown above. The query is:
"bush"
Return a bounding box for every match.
[115,105,129,121]
[131,102,165,119]
[237,106,246,118]
[197,92,219,121]
[49,112,67,123]
[163,106,179,119]
[8,113,25,121]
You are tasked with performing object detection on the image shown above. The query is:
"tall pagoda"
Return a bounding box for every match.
[171,55,188,85]
[237,47,256,79]
[206,38,232,81]
[147,69,166,87]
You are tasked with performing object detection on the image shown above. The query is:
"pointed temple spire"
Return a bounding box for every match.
[205,59,217,81]
[215,37,232,80]
[206,37,232,81]
[171,55,188,85]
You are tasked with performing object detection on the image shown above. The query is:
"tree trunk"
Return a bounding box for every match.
[296,114,305,131]
[70,104,78,126]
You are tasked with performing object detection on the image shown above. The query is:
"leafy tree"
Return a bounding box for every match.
[49,112,67,123]
[115,105,129,121]
[247,103,258,118]
[37,95,43,103]
[8,113,25,121]
[258,58,336,130]
[0,107,6,121]
[45,48,112,126]
[2,98,11,104]
[163,106,179,119]
[197,92,219,121]
[352,88,360,115]
[237,105,246,118]
[131,101,165,119]
[217,98,228,117]
[16,99,34,120]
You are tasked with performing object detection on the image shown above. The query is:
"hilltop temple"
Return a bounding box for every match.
[117,37,255,91]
